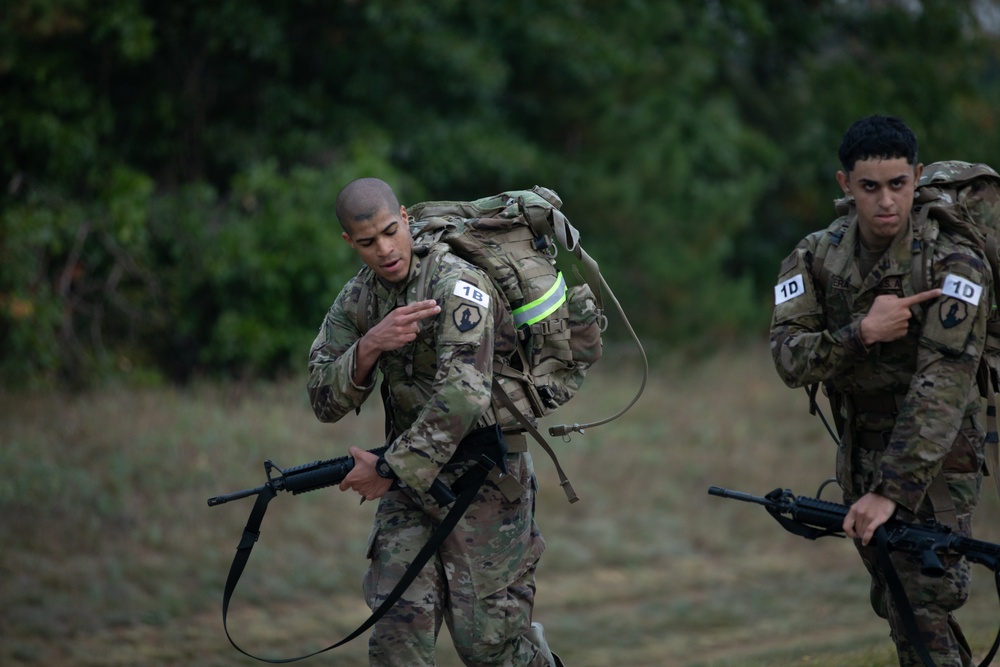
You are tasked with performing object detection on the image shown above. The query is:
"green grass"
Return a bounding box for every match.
[2,340,999,666]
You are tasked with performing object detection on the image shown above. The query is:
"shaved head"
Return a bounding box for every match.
[335,178,401,233]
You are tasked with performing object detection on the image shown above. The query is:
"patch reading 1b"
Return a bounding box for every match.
[453,279,490,308]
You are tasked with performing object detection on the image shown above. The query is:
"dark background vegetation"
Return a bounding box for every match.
[5,0,1000,388]
[7,4,1000,665]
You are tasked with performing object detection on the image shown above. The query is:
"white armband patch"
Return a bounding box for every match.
[774,274,806,305]
[942,274,983,306]
[453,280,490,308]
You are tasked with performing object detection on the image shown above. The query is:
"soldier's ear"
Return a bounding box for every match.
[836,170,851,196]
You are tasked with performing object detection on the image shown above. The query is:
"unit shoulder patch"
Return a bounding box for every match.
[452,303,482,332]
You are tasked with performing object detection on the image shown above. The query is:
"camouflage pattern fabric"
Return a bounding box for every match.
[363,452,547,666]
[770,213,989,667]
[308,241,519,493]
[852,445,978,667]
[307,244,550,666]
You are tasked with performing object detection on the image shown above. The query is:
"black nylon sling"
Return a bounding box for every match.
[219,452,499,664]
[874,526,1000,667]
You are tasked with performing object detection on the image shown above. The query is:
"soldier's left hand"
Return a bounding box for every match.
[340,446,393,501]
[844,492,897,545]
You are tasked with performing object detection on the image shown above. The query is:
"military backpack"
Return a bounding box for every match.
[361,186,647,502]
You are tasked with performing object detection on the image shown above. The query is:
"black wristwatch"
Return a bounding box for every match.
[374,457,394,479]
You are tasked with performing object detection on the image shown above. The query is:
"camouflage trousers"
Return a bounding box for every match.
[362,452,549,667]
[843,439,984,667]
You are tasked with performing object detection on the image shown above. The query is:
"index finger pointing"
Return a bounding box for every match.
[899,288,942,307]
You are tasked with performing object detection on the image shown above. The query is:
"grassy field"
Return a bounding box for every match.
[2,340,999,666]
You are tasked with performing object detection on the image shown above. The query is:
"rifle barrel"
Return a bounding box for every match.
[707,486,771,506]
[207,483,269,507]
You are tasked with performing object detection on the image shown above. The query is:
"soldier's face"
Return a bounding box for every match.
[837,157,922,249]
[342,205,414,284]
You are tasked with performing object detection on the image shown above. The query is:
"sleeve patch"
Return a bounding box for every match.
[941,273,983,306]
[453,279,490,308]
[452,304,482,332]
[774,274,806,305]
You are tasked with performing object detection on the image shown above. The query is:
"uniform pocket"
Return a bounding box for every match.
[942,423,985,473]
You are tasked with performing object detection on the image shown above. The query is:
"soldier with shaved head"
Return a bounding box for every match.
[308,178,563,666]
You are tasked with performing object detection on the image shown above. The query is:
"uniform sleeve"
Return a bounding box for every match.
[873,250,990,512]
[770,239,871,387]
[306,281,377,423]
[385,273,500,494]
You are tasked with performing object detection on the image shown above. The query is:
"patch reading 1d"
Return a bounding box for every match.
[942,274,983,306]
[453,280,490,308]
[774,274,805,305]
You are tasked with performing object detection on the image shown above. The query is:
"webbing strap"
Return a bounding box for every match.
[984,363,1000,499]
[925,474,958,528]
[874,528,1000,667]
[492,378,579,503]
[219,458,495,663]
[874,526,940,667]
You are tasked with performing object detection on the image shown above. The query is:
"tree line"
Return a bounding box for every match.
[4,0,1000,387]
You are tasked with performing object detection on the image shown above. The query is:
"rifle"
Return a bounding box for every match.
[208,424,506,663]
[708,484,1000,667]
[207,444,455,508]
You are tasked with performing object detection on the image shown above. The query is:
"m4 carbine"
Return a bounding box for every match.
[709,484,1000,667]
[207,444,456,508]
[708,485,1000,575]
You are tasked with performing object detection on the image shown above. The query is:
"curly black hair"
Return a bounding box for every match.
[837,114,918,172]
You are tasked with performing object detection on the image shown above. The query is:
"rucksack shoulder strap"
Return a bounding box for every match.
[810,214,852,291]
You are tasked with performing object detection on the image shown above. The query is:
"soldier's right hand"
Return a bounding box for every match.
[364,300,441,353]
[860,289,941,346]
[351,300,441,386]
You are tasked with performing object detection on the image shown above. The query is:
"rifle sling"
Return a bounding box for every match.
[875,526,1000,667]
[492,377,579,503]
[219,452,499,663]
[874,525,940,667]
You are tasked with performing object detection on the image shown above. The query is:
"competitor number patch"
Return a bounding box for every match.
[453,280,490,308]
[774,274,805,305]
[941,274,983,306]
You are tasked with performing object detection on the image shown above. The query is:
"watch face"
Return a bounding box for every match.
[376,458,393,478]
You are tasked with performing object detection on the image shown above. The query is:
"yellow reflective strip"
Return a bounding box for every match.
[513,272,567,328]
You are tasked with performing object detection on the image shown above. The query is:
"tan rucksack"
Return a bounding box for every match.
[363,186,647,502]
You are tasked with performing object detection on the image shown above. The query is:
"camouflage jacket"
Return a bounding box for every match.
[770,213,990,513]
[307,243,517,494]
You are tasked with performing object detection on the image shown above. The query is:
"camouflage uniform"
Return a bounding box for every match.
[770,212,989,667]
[308,242,549,666]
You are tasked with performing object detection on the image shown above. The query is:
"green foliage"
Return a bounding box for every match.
[5,0,1000,386]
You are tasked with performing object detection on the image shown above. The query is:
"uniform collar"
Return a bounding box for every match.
[858,216,914,293]
[823,213,914,294]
